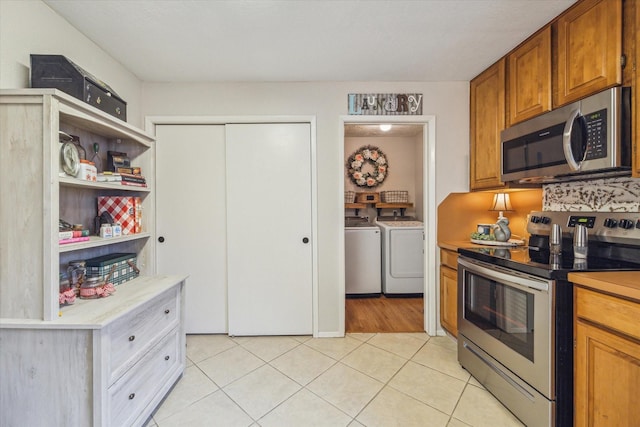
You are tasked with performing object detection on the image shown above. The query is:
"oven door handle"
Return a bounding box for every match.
[458,257,549,293]
[463,341,536,401]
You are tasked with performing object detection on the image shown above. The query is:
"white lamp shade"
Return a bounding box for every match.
[490,193,513,212]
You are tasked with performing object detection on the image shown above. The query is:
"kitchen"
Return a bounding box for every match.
[1,0,639,426]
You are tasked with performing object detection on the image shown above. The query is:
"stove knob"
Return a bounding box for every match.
[541,216,551,225]
[603,218,618,228]
[637,219,640,229]
[618,219,633,229]
[531,216,540,224]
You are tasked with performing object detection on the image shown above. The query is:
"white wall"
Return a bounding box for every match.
[0,0,143,127]
[142,82,470,334]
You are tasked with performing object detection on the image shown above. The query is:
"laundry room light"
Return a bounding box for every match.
[490,192,513,221]
[379,124,392,132]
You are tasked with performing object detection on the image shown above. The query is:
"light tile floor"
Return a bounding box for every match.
[147,333,524,427]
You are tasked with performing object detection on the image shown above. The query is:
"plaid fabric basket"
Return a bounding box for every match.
[381,191,409,203]
[344,191,356,203]
[84,253,139,286]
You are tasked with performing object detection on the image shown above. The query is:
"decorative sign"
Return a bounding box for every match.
[348,93,423,115]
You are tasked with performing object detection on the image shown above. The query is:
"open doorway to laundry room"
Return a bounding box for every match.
[343,122,426,333]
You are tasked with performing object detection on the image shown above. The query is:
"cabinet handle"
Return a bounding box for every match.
[128,335,135,342]
[165,355,170,361]
[164,309,170,314]
[129,393,135,400]
[158,236,165,243]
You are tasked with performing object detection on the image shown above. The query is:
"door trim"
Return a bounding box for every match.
[339,115,438,336]
[146,115,319,337]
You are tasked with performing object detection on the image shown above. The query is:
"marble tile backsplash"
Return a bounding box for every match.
[543,177,640,212]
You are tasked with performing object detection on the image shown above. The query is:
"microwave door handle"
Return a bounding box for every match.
[562,108,588,171]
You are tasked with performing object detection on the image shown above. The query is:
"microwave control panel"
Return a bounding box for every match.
[584,108,607,160]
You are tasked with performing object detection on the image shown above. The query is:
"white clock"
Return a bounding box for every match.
[60,141,80,176]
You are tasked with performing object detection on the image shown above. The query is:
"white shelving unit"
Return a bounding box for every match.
[0,89,186,426]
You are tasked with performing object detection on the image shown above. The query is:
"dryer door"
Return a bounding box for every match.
[389,229,424,278]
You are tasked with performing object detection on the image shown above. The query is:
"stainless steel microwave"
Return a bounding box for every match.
[501,87,631,183]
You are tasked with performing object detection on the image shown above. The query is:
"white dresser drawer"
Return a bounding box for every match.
[109,327,181,427]
[107,286,179,382]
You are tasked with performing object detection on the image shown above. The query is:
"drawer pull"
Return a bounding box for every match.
[165,355,170,361]
[164,309,170,314]
[129,393,135,400]
[128,335,135,342]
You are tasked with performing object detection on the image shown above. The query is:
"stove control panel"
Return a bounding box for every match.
[528,211,640,246]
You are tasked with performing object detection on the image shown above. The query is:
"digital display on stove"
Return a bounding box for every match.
[568,215,596,228]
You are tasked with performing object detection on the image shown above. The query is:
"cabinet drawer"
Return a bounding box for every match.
[108,287,179,382]
[575,286,640,341]
[109,327,181,427]
[440,249,459,269]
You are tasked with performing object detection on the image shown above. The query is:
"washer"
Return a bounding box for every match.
[345,218,381,296]
[376,218,424,295]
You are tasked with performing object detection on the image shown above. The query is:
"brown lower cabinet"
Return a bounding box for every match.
[574,286,640,426]
[439,249,458,337]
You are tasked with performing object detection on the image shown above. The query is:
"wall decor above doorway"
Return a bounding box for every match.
[348,93,423,115]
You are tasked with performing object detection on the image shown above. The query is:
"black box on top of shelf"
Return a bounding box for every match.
[30,54,127,121]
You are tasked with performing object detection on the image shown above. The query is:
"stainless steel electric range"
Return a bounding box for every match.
[456,211,640,427]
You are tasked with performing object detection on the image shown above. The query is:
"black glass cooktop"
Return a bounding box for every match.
[458,245,640,280]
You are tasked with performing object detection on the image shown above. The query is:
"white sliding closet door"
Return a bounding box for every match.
[226,123,313,336]
[156,125,228,333]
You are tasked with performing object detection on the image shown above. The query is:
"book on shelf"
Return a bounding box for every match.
[59,236,90,245]
[97,172,122,183]
[116,166,142,175]
[120,181,148,188]
[119,172,146,183]
[59,230,90,239]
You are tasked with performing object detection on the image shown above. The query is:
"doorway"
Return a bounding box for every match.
[340,116,438,336]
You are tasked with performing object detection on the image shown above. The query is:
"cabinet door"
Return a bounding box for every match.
[574,319,640,426]
[470,58,506,191]
[555,0,622,107]
[439,264,458,337]
[507,26,552,125]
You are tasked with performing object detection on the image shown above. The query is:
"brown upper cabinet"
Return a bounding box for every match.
[470,58,506,191]
[507,27,552,126]
[554,0,623,107]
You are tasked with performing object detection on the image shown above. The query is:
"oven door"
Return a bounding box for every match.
[457,256,554,398]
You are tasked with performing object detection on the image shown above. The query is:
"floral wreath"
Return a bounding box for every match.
[346,145,388,188]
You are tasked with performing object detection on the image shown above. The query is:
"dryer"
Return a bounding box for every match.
[376,219,424,295]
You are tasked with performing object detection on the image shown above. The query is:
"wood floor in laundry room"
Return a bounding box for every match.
[345,295,424,333]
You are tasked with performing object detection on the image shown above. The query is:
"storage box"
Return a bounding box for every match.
[381,191,409,203]
[85,253,138,286]
[344,191,356,204]
[355,192,380,203]
[97,196,142,235]
[30,54,127,121]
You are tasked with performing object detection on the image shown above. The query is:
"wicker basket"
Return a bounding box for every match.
[380,191,409,203]
[344,190,356,204]
[355,192,380,203]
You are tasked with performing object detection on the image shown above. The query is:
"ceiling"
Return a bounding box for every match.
[44,0,576,83]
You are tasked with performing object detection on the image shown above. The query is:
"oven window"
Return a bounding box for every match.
[464,271,534,361]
